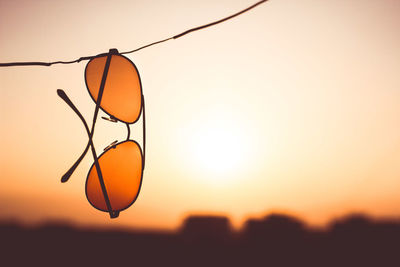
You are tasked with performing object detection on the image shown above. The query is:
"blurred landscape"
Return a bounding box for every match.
[1,212,399,267]
[1,1,400,266]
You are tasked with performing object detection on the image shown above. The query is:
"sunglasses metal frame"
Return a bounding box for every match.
[57,49,145,219]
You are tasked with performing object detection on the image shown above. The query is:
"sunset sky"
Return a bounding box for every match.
[1,0,399,230]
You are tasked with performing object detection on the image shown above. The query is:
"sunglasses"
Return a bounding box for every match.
[57,49,145,219]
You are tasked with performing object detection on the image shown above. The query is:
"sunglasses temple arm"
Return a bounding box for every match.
[62,141,90,182]
[57,89,118,219]
[57,89,92,180]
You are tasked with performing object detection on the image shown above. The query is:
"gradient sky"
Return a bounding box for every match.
[1,0,399,230]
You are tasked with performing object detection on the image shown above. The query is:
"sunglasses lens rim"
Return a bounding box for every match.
[85,140,144,213]
[85,53,143,124]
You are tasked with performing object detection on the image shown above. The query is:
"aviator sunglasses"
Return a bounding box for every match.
[57,49,145,219]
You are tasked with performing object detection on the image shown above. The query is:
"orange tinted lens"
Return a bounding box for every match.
[85,54,142,123]
[86,141,143,212]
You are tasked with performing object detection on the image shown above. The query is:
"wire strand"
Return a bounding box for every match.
[0,0,269,67]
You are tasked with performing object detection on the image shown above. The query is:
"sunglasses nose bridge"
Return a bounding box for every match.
[126,123,131,140]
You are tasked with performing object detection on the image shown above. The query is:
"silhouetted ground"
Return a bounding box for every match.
[1,213,399,267]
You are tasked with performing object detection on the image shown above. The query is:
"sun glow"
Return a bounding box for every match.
[180,111,253,184]
[192,127,244,174]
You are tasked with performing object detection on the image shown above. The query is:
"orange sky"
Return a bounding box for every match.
[1,0,399,230]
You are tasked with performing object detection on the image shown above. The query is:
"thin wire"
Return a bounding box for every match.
[0,0,269,67]
[120,37,174,56]
[171,0,268,39]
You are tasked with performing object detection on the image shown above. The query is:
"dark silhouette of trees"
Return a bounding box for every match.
[1,213,399,267]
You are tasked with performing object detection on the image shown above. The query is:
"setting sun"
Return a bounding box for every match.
[192,125,246,174]
[179,109,253,184]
